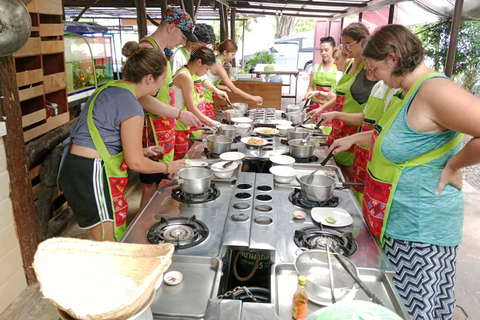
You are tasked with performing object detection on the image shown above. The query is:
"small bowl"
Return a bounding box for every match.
[211,161,239,179]
[231,117,253,124]
[275,119,292,126]
[269,165,296,183]
[292,210,307,220]
[164,271,183,286]
[234,123,251,135]
[270,155,295,166]
[220,151,245,167]
[276,124,291,136]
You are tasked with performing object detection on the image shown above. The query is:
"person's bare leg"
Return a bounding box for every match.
[140,183,157,209]
[90,222,116,241]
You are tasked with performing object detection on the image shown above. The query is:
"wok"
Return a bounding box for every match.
[298,174,363,202]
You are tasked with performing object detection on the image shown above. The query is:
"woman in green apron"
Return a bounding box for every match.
[173,45,220,159]
[328,25,480,320]
[58,42,186,241]
[304,36,342,135]
[204,40,263,118]
[307,23,377,181]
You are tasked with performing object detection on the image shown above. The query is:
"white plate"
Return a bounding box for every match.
[241,136,268,147]
[186,160,208,167]
[254,127,279,136]
[220,151,245,162]
[311,207,353,227]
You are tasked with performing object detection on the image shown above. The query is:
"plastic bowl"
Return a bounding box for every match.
[270,155,295,167]
[234,123,251,135]
[211,161,239,179]
[269,165,296,183]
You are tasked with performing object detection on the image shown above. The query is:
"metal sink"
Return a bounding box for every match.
[271,263,410,319]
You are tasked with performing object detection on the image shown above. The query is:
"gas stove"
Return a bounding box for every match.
[288,189,338,209]
[121,181,234,257]
[274,186,391,269]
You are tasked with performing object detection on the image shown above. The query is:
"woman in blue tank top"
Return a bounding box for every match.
[327,25,480,320]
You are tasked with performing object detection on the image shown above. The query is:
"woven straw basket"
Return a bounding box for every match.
[33,238,174,320]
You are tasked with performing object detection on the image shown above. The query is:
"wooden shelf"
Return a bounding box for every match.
[22,109,46,128]
[44,72,66,93]
[19,84,44,102]
[39,24,63,37]
[27,0,39,13]
[41,39,64,55]
[38,0,63,15]
[13,38,42,58]
[16,69,43,87]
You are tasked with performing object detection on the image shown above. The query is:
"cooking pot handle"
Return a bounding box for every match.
[155,179,179,193]
[295,247,308,256]
[335,182,364,188]
[188,138,206,142]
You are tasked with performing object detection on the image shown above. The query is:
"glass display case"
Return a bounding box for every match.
[64,34,114,94]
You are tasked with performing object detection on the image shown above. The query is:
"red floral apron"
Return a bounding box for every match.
[362,73,463,244]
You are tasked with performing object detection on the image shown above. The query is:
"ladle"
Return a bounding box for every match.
[326,244,336,304]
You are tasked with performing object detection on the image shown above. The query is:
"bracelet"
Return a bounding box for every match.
[176,110,182,120]
[164,162,170,173]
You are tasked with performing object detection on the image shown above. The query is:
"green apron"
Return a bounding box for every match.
[326,59,366,166]
[351,86,393,204]
[173,67,193,159]
[190,74,206,139]
[309,61,337,135]
[87,81,136,240]
[139,36,176,163]
[362,73,464,244]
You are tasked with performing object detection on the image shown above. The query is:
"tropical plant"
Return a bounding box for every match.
[245,50,276,71]
[414,21,480,91]
[275,16,298,39]
[294,18,315,33]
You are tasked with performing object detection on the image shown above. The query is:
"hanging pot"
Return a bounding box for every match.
[0,0,32,57]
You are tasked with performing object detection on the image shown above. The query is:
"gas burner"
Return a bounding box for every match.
[289,188,338,209]
[147,216,209,248]
[171,184,220,204]
[282,152,319,163]
[294,227,357,257]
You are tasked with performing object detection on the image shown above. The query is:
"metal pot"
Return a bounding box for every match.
[285,104,304,114]
[225,109,246,122]
[217,124,237,139]
[155,167,213,196]
[207,134,233,154]
[286,127,310,140]
[231,103,249,113]
[297,174,363,202]
[0,0,32,57]
[288,139,315,159]
[286,112,305,125]
[294,249,358,304]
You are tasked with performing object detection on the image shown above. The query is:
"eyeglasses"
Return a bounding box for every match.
[341,40,358,50]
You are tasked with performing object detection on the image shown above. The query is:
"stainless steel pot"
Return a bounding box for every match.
[286,127,310,140]
[0,0,31,57]
[285,104,304,113]
[217,124,237,139]
[155,167,212,195]
[286,112,305,125]
[288,139,315,158]
[207,134,233,154]
[225,109,245,122]
[297,174,363,201]
[231,103,249,113]
[294,249,358,304]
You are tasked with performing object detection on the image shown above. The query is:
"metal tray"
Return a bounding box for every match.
[273,165,345,189]
[271,263,409,320]
[152,255,222,319]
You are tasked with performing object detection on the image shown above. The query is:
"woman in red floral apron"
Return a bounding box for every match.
[307,23,377,181]
[204,40,263,116]
[327,25,480,320]
[173,45,221,159]
[58,42,185,241]
[304,36,341,135]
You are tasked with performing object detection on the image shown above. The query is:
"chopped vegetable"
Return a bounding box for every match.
[185,159,192,167]
[325,216,337,224]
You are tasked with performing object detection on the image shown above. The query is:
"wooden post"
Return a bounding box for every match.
[0,55,40,284]
[136,0,147,40]
[184,0,195,22]
[230,7,236,41]
[160,0,168,18]
[388,4,395,24]
[445,0,464,77]
[219,4,229,41]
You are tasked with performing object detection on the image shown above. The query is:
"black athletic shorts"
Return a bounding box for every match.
[139,172,169,185]
[58,152,114,229]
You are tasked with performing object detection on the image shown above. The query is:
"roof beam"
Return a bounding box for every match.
[330,0,406,20]
[230,3,348,14]
[228,0,367,8]
[236,9,333,18]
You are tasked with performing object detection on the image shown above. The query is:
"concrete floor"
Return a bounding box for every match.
[1,74,478,320]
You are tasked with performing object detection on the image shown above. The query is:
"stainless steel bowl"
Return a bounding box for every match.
[206,134,233,154]
[288,139,315,159]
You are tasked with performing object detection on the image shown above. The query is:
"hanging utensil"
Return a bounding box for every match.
[320,149,334,166]
[314,118,325,130]
[326,244,336,304]
[331,247,384,306]
[222,160,234,169]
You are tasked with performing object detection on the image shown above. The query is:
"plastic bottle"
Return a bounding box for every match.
[292,275,308,320]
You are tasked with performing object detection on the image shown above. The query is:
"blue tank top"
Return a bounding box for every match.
[381,92,464,246]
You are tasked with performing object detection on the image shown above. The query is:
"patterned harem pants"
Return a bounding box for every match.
[383,236,458,320]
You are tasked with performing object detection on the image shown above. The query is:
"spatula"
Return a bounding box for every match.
[306,167,321,184]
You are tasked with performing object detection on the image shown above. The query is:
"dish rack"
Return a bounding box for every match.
[249,108,278,127]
